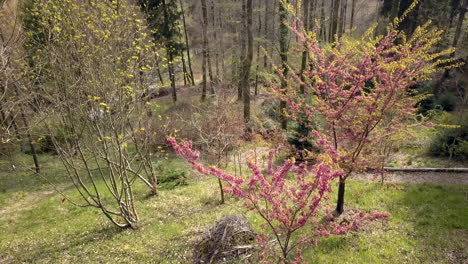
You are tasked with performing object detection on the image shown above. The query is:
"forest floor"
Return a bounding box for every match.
[0,152,467,263]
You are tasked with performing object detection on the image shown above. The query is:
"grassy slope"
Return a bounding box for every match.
[0,154,467,263]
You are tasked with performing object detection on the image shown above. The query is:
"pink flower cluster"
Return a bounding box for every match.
[272,22,438,179]
[167,136,388,262]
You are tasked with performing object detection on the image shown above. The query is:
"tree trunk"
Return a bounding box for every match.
[438,0,466,92]
[349,0,356,31]
[330,0,340,42]
[254,0,262,96]
[167,50,177,102]
[320,0,326,41]
[270,0,277,71]
[242,0,253,129]
[339,0,347,37]
[263,0,270,69]
[201,0,208,101]
[238,0,247,101]
[335,179,345,215]
[161,0,177,103]
[300,0,310,95]
[279,0,289,130]
[201,0,214,94]
[217,178,225,204]
[180,0,195,86]
[218,6,226,82]
[178,27,188,86]
[211,0,220,84]
[452,0,466,48]
[13,85,40,172]
[155,59,164,85]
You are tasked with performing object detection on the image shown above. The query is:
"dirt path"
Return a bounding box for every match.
[0,186,67,218]
[238,147,468,185]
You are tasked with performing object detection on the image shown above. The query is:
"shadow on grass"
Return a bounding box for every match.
[396,183,467,261]
[304,181,467,263]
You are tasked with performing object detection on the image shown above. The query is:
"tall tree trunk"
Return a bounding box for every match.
[178,27,189,86]
[270,0,278,71]
[242,0,253,131]
[438,0,467,91]
[349,0,356,31]
[201,0,208,101]
[452,0,466,48]
[202,0,214,94]
[309,0,316,30]
[218,6,226,82]
[320,0,326,41]
[255,0,262,96]
[330,0,340,42]
[161,0,177,102]
[155,59,164,85]
[167,50,177,102]
[279,0,289,130]
[180,48,188,86]
[238,0,247,100]
[263,0,270,69]
[300,0,310,94]
[211,0,220,84]
[339,0,347,37]
[179,0,195,86]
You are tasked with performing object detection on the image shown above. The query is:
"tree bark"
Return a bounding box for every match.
[238,0,247,100]
[167,50,177,102]
[242,0,253,129]
[211,0,220,84]
[155,59,164,85]
[339,0,347,37]
[330,0,340,42]
[178,27,188,86]
[161,0,177,102]
[438,0,466,91]
[349,0,356,31]
[279,0,289,130]
[270,0,277,71]
[320,0,326,41]
[179,0,195,85]
[300,0,310,95]
[201,0,208,101]
[263,0,270,69]
[452,0,466,48]
[218,6,226,82]
[335,179,346,215]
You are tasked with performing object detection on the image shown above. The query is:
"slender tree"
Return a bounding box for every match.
[238,0,247,100]
[179,0,195,85]
[279,0,289,130]
[300,0,310,94]
[201,0,208,101]
[349,0,356,31]
[241,0,253,129]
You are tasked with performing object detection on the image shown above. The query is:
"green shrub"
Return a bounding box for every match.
[429,112,468,160]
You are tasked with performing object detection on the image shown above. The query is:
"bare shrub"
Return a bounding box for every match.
[193,215,257,264]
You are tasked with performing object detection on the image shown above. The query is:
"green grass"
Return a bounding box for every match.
[0,153,467,263]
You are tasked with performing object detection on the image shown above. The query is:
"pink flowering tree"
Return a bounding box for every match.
[167,136,388,262]
[271,14,458,215]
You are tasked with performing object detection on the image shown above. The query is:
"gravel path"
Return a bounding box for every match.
[354,171,468,185]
